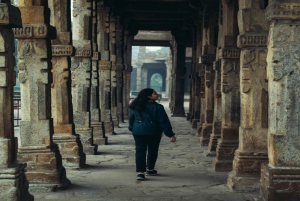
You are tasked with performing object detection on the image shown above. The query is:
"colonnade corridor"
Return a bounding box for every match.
[31,100,258,201]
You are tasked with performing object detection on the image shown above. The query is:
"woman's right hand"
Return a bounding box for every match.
[170,136,176,142]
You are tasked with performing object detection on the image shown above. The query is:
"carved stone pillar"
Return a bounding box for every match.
[0,3,33,200]
[206,60,222,156]
[165,50,172,100]
[116,24,124,123]
[196,64,205,136]
[123,33,133,119]
[98,7,114,135]
[199,55,215,146]
[259,2,300,200]
[90,1,107,145]
[14,0,70,191]
[110,16,119,129]
[172,36,186,117]
[49,0,86,168]
[227,0,269,192]
[212,48,240,172]
[72,0,97,154]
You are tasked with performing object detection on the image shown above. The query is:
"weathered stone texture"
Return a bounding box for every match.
[48,0,86,168]
[72,0,97,154]
[0,3,33,199]
[260,5,300,198]
[15,1,70,191]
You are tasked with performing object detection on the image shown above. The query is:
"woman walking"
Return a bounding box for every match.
[128,88,177,180]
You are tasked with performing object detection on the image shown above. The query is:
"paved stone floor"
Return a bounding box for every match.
[31,101,260,201]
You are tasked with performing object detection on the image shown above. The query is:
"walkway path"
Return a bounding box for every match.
[32,101,259,201]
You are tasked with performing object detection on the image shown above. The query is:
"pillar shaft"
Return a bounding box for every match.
[110,16,119,129]
[14,1,70,191]
[260,2,300,200]
[116,25,124,123]
[207,60,222,155]
[49,0,86,168]
[90,1,107,145]
[172,40,186,117]
[200,59,215,146]
[212,0,240,172]
[72,0,97,154]
[0,3,33,200]
[227,0,269,192]
[97,7,114,135]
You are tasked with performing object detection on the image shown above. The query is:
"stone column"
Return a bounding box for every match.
[123,32,133,119]
[90,1,107,145]
[212,0,240,172]
[196,64,205,136]
[49,0,86,168]
[97,7,114,135]
[199,55,215,146]
[260,2,300,200]
[110,16,119,129]
[165,50,172,100]
[116,24,124,123]
[171,33,186,117]
[227,0,269,192]
[0,3,33,200]
[206,60,222,156]
[14,0,70,191]
[72,0,97,154]
[212,48,240,172]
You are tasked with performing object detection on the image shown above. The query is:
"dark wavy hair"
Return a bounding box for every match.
[129,88,154,111]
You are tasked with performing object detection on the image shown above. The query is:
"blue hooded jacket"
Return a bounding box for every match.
[128,102,175,137]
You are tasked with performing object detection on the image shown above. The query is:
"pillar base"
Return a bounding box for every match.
[227,171,260,192]
[75,128,97,155]
[260,164,300,201]
[227,150,268,192]
[212,139,238,172]
[18,145,71,192]
[186,113,191,121]
[172,106,186,117]
[212,158,233,172]
[200,124,212,146]
[195,122,202,137]
[203,150,216,157]
[53,134,86,168]
[91,122,108,145]
[104,121,114,135]
[191,119,199,129]
[207,133,221,152]
[0,163,34,201]
[112,119,119,128]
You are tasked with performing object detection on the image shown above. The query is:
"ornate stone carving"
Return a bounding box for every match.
[218,48,240,59]
[52,45,73,56]
[14,24,48,38]
[75,48,92,57]
[222,60,240,93]
[237,34,268,48]
[200,54,216,64]
[99,61,111,70]
[266,3,300,22]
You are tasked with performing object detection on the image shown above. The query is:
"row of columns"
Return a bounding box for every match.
[0,0,137,198]
[188,0,300,200]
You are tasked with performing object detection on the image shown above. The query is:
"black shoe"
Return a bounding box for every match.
[146,170,157,176]
[136,173,145,180]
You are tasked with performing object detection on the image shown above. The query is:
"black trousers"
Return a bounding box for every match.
[133,134,162,172]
